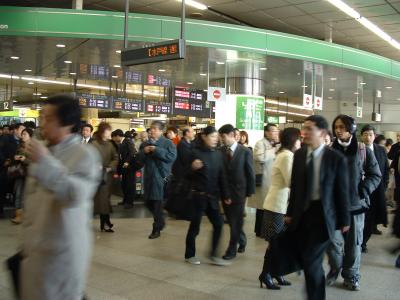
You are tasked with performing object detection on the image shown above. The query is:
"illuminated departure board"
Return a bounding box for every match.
[173,88,211,118]
[78,94,110,109]
[145,101,171,114]
[113,97,143,112]
[121,39,185,66]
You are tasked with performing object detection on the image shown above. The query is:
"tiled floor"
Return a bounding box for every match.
[0,201,399,300]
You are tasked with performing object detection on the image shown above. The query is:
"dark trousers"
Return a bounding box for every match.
[255,209,264,236]
[0,170,7,216]
[121,170,135,205]
[185,195,224,259]
[146,200,165,232]
[296,202,330,300]
[100,214,112,229]
[223,201,246,254]
[362,208,376,248]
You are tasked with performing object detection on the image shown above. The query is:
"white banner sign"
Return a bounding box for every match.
[303,94,313,108]
[207,87,226,102]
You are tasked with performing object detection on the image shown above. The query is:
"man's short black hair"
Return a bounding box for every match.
[361,124,376,135]
[47,94,81,133]
[151,121,165,131]
[305,115,329,131]
[82,123,93,132]
[264,123,278,132]
[218,124,235,135]
[182,128,190,137]
[14,123,24,130]
[111,129,124,137]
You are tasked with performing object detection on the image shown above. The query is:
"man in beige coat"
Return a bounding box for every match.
[249,124,280,237]
[21,95,101,300]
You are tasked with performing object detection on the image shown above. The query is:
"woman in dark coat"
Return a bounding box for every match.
[184,126,231,266]
[93,122,118,232]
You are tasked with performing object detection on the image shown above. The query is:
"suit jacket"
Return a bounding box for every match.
[172,138,193,179]
[118,138,136,173]
[221,144,255,203]
[388,142,400,184]
[370,144,389,225]
[286,146,350,240]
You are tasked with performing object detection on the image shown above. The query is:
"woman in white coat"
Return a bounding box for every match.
[21,95,101,300]
[258,128,301,290]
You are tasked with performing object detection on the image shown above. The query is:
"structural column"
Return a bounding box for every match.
[72,0,83,10]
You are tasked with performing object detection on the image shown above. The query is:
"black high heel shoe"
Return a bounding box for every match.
[259,274,280,290]
[274,276,291,286]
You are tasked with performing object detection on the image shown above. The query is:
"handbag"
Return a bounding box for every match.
[5,251,23,298]
[7,163,25,179]
[164,177,195,221]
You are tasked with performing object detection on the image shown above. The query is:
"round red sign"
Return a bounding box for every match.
[213,89,221,100]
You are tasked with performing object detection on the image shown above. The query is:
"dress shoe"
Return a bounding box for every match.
[101,228,114,233]
[237,245,246,253]
[258,273,280,290]
[148,231,160,239]
[361,245,368,253]
[222,253,236,260]
[274,276,291,286]
[209,256,231,266]
[372,228,382,235]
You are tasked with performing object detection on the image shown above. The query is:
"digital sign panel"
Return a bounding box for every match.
[79,64,110,80]
[147,74,170,87]
[78,94,111,109]
[145,101,171,115]
[125,71,143,84]
[0,99,13,112]
[113,97,143,112]
[173,88,211,118]
[121,39,185,66]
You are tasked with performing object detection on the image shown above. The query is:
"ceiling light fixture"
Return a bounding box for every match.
[354,92,359,95]
[33,92,42,96]
[386,86,392,89]
[216,61,225,65]
[330,77,337,81]
[112,75,118,78]
[25,69,32,72]
[10,56,19,60]
[360,82,366,85]
[64,60,72,64]
[40,96,48,99]
[113,64,121,68]
[115,50,121,54]
[176,0,207,10]
[187,82,193,85]
[27,82,34,85]
[301,85,308,88]
[265,99,313,111]
[327,0,400,50]
[265,108,311,117]
[56,44,66,48]
[328,97,333,99]
[260,67,267,71]
[329,88,335,92]
[158,69,166,72]
[200,73,207,76]
[279,91,285,94]
[69,72,76,75]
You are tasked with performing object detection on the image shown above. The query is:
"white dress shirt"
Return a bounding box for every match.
[307,143,325,201]
[82,137,91,144]
[230,142,238,154]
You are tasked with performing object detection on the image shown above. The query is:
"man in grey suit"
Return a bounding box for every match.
[219,124,256,260]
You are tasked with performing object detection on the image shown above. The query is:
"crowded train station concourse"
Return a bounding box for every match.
[0,0,400,299]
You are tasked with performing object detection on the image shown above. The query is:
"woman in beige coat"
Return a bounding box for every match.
[92,122,118,232]
[258,128,301,290]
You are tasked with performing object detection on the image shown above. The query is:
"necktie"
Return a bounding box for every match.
[226,147,233,161]
[304,151,314,211]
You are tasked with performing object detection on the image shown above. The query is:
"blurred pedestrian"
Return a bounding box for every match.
[93,123,119,233]
[20,94,101,300]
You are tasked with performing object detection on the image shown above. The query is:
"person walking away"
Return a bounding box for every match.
[20,94,101,300]
[184,126,232,266]
[119,131,137,209]
[258,128,301,290]
[137,121,177,239]
[218,124,255,260]
[93,122,119,233]
[10,128,33,224]
[326,115,381,291]
[249,124,280,237]
[360,125,389,252]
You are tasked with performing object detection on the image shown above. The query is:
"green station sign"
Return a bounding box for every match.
[236,96,265,130]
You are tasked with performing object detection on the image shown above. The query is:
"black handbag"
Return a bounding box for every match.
[5,251,22,298]
[164,177,195,221]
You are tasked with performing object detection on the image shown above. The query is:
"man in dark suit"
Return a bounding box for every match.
[218,124,256,260]
[388,133,400,208]
[81,124,94,144]
[284,115,350,300]
[361,125,389,251]
[119,131,137,209]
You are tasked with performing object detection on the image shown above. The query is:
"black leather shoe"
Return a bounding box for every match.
[238,245,246,253]
[361,245,368,253]
[222,253,236,260]
[274,276,291,286]
[148,231,160,239]
[259,274,280,290]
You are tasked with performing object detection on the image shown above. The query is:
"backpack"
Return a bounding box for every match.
[358,142,370,208]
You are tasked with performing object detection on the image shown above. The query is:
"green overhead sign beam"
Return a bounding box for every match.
[0,6,400,80]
